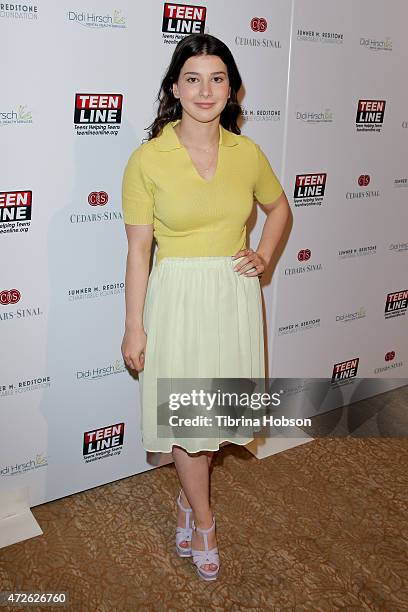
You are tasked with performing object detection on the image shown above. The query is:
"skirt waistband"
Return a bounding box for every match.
[156,255,248,269]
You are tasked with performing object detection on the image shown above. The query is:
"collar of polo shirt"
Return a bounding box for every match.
[154,119,239,151]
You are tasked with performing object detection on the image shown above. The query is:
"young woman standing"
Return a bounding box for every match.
[121,33,290,581]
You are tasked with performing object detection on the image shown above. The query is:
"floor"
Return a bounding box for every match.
[0,386,407,612]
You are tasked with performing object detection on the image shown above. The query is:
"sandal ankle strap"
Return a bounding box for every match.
[192,515,216,551]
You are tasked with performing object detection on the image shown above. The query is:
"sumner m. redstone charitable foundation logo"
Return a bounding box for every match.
[0,375,50,398]
[278,317,321,335]
[338,244,377,260]
[0,3,38,20]
[67,281,124,302]
[297,28,343,44]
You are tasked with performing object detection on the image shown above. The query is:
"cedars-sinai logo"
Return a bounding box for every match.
[297,249,311,262]
[284,249,323,276]
[88,191,108,207]
[0,289,21,305]
[0,105,32,126]
[68,9,126,28]
[358,174,370,187]
[374,350,403,375]
[250,17,267,32]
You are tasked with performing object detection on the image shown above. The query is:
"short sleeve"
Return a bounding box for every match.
[253,144,283,205]
[122,146,155,225]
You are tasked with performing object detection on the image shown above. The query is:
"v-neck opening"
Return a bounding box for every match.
[172,121,221,184]
[185,144,221,183]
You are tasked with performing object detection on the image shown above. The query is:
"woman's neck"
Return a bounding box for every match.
[174,115,220,149]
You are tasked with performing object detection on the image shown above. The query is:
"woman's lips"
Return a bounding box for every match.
[195,102,215,108]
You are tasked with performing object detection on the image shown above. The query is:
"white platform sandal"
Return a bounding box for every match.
[191,515,220,581]
[175,489,193,557]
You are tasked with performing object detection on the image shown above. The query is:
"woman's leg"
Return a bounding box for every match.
[173,445,218,572]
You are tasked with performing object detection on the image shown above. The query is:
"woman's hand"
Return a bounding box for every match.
[232,248,267,277]
[121,326,147,373]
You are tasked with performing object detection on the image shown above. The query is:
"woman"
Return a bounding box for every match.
[121,33,290,581]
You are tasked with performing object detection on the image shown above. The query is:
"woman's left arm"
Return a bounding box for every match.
[233,191,291,276]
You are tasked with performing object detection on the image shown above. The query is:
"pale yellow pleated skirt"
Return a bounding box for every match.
[138,256,265,453]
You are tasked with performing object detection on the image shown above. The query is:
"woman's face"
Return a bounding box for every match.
[172,54,231,124]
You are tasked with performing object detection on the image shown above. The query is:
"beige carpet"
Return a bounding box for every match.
[1,391,407,611]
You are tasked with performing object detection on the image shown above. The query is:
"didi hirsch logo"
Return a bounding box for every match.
[360,36,392,51]
[0,104,32,125]
[76,359,127,380]
[0,453,48,477]
[68,9,126,28]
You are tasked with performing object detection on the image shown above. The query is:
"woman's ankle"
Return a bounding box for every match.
[193,509,214,528]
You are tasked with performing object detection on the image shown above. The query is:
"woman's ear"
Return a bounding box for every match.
[172,83,179,99]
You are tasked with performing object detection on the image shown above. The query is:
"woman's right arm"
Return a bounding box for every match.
[121,224,153,373]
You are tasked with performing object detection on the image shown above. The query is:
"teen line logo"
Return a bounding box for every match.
[74,93,123,136]
[162,3,206,44]
[0,190,32,234]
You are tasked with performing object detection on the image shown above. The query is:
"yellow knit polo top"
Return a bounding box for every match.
[122,119,283,266]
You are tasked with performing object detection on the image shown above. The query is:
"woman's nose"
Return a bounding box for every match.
[199,81,212,97]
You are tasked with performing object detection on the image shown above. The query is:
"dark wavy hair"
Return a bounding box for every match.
[146,33,243,141]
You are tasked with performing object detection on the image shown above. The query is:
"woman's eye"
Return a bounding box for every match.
[186,77,225,83]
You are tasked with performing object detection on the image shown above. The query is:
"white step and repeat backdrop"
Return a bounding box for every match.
[1,0,407,506]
